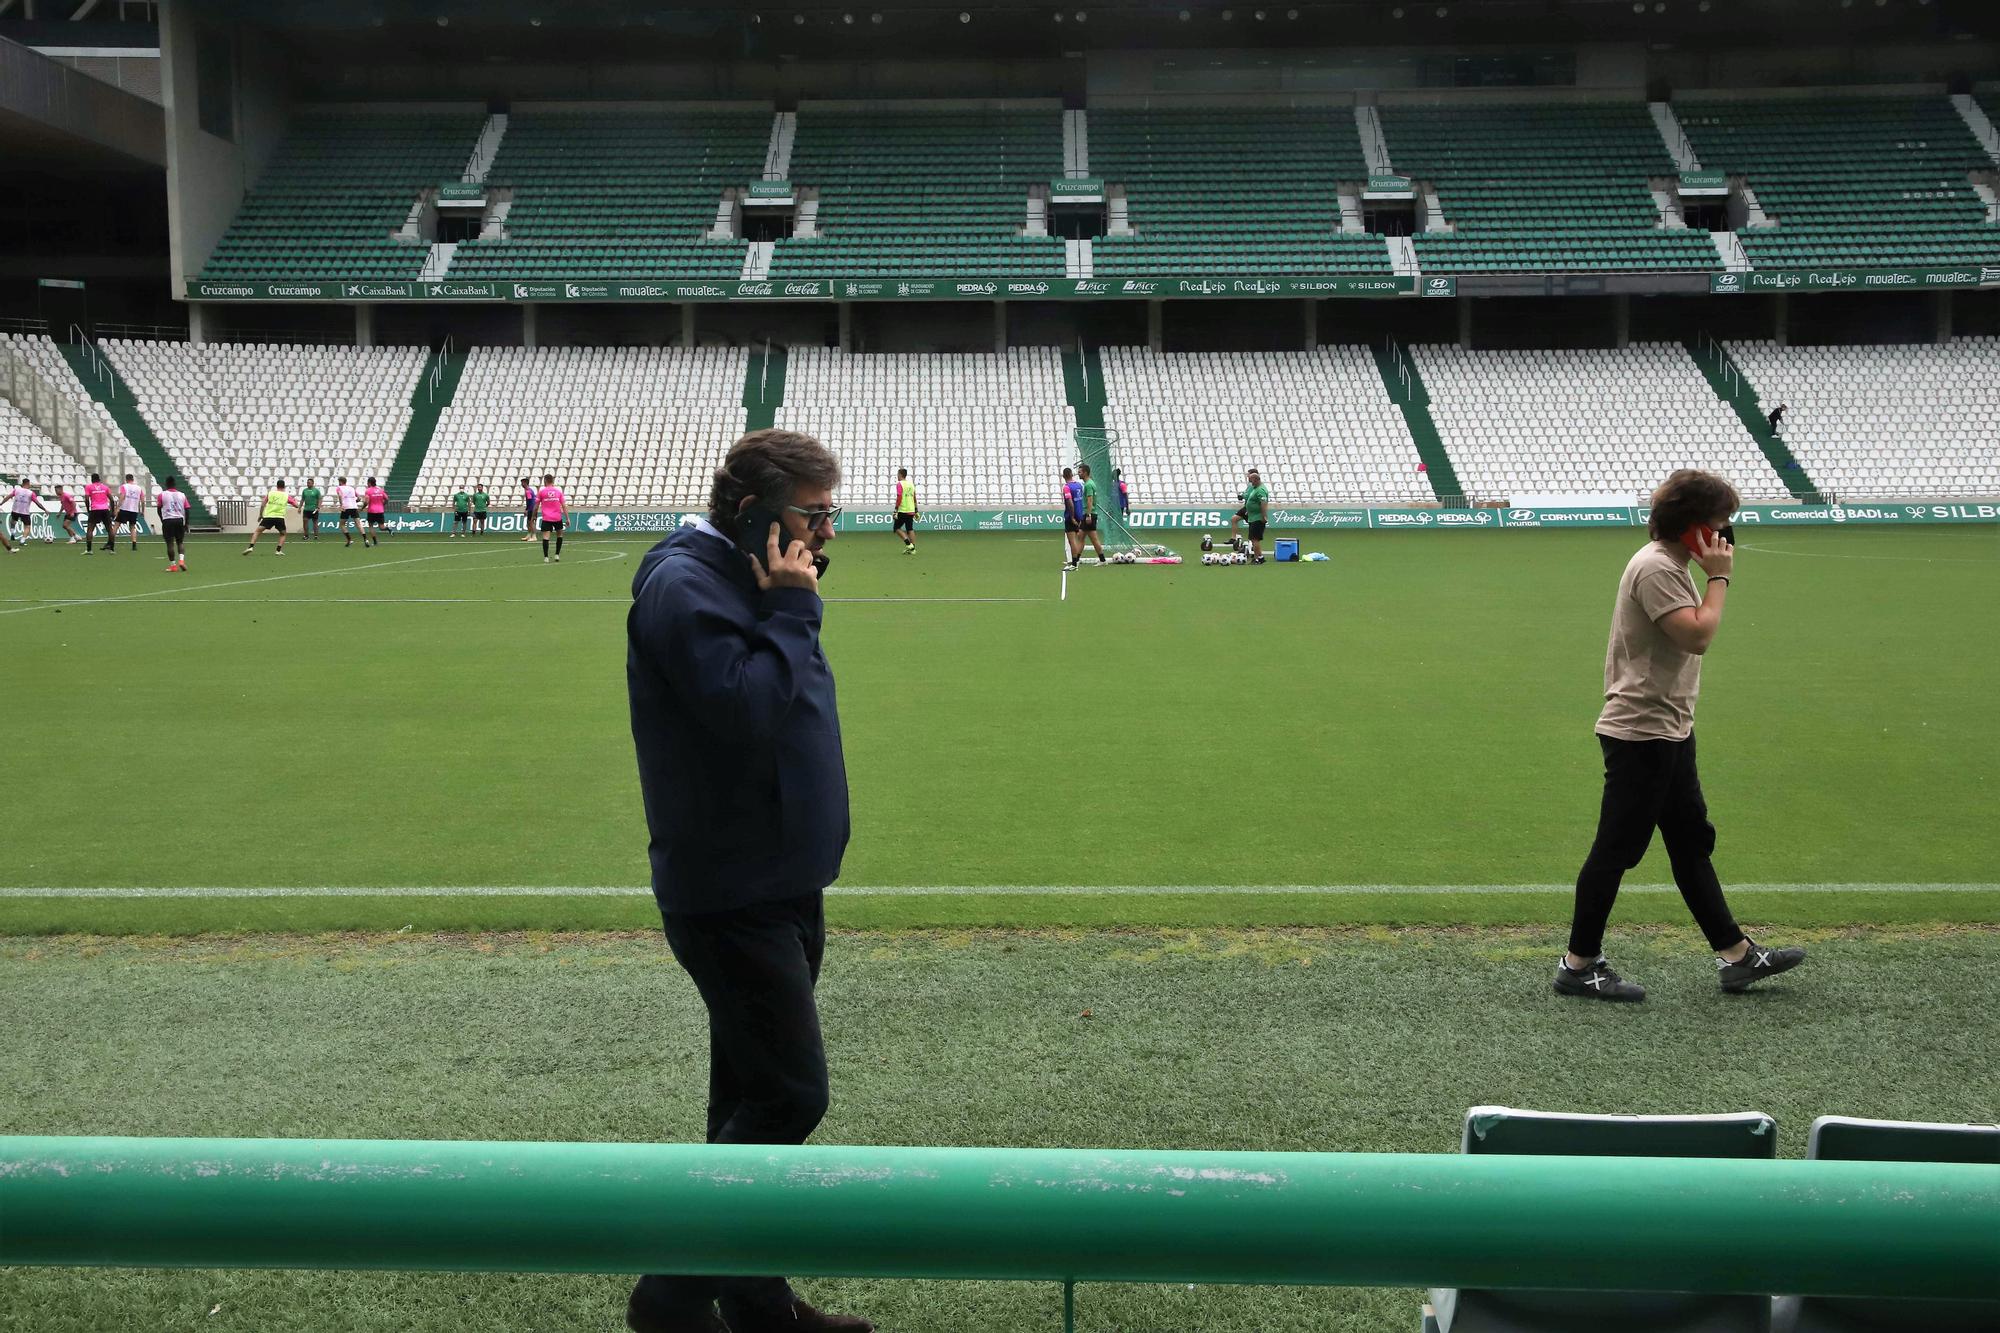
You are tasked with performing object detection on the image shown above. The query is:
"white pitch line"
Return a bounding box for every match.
[1734,543,1998,565]
[0,548,489,618]
[0,883,1991,900]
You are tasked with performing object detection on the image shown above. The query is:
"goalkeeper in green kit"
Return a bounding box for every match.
[1230,467,1270,564]
[1077,464,1110,565]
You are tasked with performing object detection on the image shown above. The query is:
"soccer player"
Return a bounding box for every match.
[471,483,490,534]
[1230,467,1270,564]
[300,479,322,541]
[535,472,567,563]
[363,476,388,545]
[56,485,82,543]
[1114,468,1130,519]
[83,472,114,553]
[451,485,472,536]
[242,479,298,555]
[1060,466,1085,570]
[1555,469,1806,1003]
[6,476,48,546]
[1077,464,1109,565]
[156,475,190,572]
[519,476,538,541]
[892,467,918,554]
[333,476,364,547]
[115,473,146,551]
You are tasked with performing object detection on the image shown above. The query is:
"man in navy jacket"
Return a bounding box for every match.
[625,430,870,1333]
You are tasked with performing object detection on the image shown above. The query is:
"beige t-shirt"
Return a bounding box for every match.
[1596,540,1704,742]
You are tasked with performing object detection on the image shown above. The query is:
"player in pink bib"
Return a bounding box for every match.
[535,473,567,563]
[363,476,388,546]
[56,485,82,543]
[83,474,115,553]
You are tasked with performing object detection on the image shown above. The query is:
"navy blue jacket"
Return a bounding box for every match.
[627,526,849,914]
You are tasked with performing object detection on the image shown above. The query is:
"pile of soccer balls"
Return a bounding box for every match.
[1106,550,1142,565]
[1199,533,1255,566]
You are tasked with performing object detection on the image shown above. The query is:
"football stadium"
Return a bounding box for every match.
[2,1,1998,1329]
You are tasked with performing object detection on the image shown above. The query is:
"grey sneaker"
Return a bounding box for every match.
[1554,958,1646,1002]
[1718,939,1806,993]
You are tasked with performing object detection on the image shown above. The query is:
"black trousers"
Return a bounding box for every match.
[637,891,829,1319]
[1569,732,1745,957]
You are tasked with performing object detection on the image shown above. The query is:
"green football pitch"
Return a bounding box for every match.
[0,523,1995,933]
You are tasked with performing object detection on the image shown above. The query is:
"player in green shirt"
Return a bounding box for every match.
[471,485,491,534]
[300,480,322,541]
[1077,464,1109,565]
[1230,467,1271,564]
[452,486,473,537]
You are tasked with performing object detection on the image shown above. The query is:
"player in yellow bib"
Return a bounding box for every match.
[892,467,919,555]
[242,480,299,556]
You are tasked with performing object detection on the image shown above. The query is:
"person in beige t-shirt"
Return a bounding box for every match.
[1555,470,1807,1003]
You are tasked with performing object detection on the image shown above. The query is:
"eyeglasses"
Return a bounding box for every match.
[786,503,843,527]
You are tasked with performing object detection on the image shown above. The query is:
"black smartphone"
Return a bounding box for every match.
[733,505,831,579]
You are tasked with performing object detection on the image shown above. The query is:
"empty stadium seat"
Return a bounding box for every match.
[1770,1116,2000,1333]
[1410,343,1792,504]
[414,346,749,510]
[769,107,1066,280]
[1098,347,1430,506]
[200,109,485,281]
[447,109,769,281]
[775,348,1069,506]
[1676,96,2000,270]
[1725,338,2000,499]
[1379,101,1719,274]
[1427,1105,1777,1333]
[0,333,136,473]
[0,398,89,502]
[1089,106,1393,275]
[101,340,425,507]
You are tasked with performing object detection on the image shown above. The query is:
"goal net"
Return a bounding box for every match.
[1070,427,1180,564]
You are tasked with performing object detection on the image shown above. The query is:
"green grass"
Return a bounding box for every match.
[3,924,1996,1332]
[1,526,1995,934]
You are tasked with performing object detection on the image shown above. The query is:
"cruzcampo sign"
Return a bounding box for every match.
[745,180,794,200]
[1678,170,1729,194]
[437,182,485,203]
[1050,177,1106,200]
[1364,174,1415,195]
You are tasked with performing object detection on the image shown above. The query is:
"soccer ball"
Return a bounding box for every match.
[1200,534,1214,552]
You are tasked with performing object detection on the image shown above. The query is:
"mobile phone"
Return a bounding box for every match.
[1679,522,1718,554]
[734,505,831,580]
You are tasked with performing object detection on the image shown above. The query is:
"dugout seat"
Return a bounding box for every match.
[1768,1116,2000,1333]
[1423,1105,1778,1333]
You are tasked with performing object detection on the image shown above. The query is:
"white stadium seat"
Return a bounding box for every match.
[415,345,751,511]
[1410,343,1792,505]
[1099,346,1432,507]
[0,397,90,499]
[776,347,1070,508]
[101,338,424,508]
[1727,337,2000,500]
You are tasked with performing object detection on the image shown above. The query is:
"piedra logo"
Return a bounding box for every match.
[1006,281,1051,295]
[1374,511,1434,526]
[1435,510,1494,526]
[586,513,614,532]
[956,282,999,296]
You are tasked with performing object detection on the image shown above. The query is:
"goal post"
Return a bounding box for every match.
[1070,426,1180,564]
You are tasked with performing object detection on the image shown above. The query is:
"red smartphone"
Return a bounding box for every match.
[1679,523,1717,554]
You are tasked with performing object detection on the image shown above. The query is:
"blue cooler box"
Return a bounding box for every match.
[1273,538,1300,562]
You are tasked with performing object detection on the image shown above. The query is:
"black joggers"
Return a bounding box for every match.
[636,890,830,1322]
[1569,731,1746,958]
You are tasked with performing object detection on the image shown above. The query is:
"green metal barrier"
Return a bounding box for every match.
[3,1139,1996,1300]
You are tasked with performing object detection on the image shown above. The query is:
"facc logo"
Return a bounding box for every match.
[1120,280,1159,294]
[586,513,614,532]
[1072,280,1109,294]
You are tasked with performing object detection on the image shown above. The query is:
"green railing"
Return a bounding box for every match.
[3,1137,1995,1324]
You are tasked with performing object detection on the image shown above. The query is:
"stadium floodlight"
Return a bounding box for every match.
[959,10,971,20]
[794,12,806,22]
[843,11,853,22]
[1391,5,1403,16]
[1075,9,1086,20]
[1178,7,1191,17]
[1254,8,1266,18]
[870,11,882,22]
